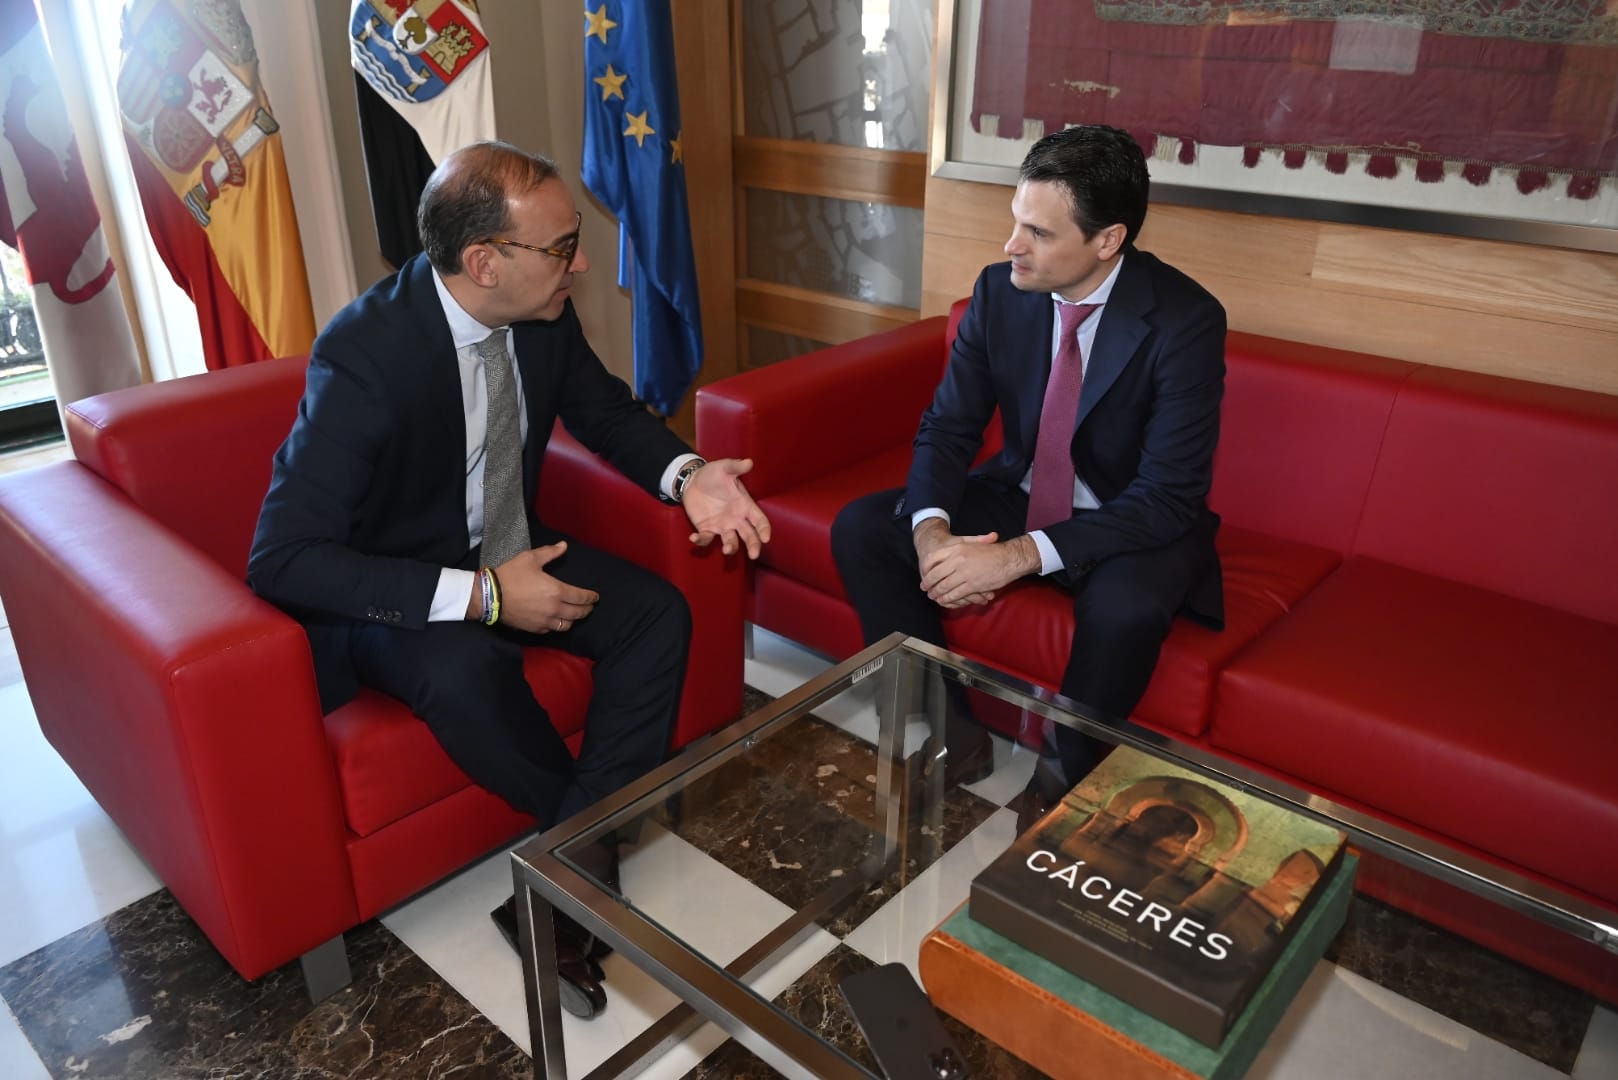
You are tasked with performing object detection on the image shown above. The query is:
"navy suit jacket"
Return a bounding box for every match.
[905,251,1226,624]
[248,253,690,708]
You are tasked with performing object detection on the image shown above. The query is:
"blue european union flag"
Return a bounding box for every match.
[581,1,702,415]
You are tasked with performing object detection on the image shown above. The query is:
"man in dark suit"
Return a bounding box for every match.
[832,126,1224,827]
[248,141,768,1018]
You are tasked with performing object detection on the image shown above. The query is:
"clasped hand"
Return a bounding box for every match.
[682,458,771,559]
[914,519,1038,609]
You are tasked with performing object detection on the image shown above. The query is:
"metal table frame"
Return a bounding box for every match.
[511,633,1618,1078]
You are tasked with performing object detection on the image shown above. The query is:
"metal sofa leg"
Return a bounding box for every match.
[300,935,353,1004]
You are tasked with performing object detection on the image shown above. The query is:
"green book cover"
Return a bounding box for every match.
[970,747,1348,1045]
[945,851,1357,1079]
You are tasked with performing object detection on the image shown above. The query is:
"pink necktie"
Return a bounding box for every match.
[1026,302,1099,532]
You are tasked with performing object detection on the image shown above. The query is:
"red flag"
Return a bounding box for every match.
[0,0,141,406]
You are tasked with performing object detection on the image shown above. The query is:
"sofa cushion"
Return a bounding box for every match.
[1353,366,1618,625]
[1210,334,1413,552]
[1213,557,1618,905]
[325,650,594,838]
[758,443,914,596]
[941,526,1341,737]
[1133,527,1342,735]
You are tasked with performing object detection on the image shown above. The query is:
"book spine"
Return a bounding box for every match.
[970,879,1231,1046]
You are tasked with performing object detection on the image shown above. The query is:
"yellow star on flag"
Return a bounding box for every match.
[585,4,617,44]
[623,110,655,147]
[669,132,684,164]
[593,64,628,102]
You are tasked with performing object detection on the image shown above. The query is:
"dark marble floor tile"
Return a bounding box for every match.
[1326,894,1594,1073]
[661,713,999,937]
[0,890,527,1079]
[741,684,773,716]
[682,943,1042,1079]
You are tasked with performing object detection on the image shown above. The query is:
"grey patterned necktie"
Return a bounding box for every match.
[476,332,530,566]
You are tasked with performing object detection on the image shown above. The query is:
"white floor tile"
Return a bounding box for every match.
[743,627,837,701]
[1573,1004,1618,1080]
[385,818,838,1077]
[0,682,161,968]
[842,808,1020,978]
[0,994,49,1080]
[1250,964,1561,1080]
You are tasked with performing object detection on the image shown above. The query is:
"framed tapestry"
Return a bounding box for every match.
[930,0,1618,253]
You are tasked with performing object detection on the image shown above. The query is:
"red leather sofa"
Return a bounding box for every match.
[0,356,744,994]
[697,301,1618,999]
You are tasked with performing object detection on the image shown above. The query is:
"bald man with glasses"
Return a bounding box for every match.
[249,141,768,1018]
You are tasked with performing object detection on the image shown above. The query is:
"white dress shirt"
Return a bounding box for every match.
[912,255,1125,577]
[426,271,698,619]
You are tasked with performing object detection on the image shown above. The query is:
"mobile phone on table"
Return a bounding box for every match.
[839,962,969,1080]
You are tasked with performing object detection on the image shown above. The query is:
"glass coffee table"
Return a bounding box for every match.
[510,634,1617,1078]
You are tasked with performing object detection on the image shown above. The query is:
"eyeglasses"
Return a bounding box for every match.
[480,212,582,263]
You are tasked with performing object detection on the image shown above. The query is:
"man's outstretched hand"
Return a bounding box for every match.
[683,458,771,559]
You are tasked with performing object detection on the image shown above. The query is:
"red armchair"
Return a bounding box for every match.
[0,356,745,997]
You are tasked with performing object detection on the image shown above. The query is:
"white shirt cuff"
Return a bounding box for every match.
[1029,530,1064,576]
[911,507,951,530]
[431,568,479,622]
[659,453,704,500]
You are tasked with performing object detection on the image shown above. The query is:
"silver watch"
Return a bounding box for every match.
[672,457,706,503]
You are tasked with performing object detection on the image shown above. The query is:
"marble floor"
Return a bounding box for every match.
[1,537,1616,1076]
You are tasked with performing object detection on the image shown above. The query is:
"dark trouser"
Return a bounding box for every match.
[831,478,1199,792]
[348,531,690,830]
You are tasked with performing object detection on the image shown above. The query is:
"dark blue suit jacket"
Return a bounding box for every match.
[248,253,690,708]
[905,251,1226,624]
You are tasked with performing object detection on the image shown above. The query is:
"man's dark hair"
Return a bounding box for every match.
[418,141,559,274]
[1018,125,1149,248]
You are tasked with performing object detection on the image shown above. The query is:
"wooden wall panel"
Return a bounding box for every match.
[1309,227,1618,334]
[670,0,739,438]
[735,138,927,207]
[921,173,1618,396]
[737,280,916,344]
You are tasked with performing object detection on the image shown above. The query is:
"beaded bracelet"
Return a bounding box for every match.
[486,566,504,626]
[479,567,501,627]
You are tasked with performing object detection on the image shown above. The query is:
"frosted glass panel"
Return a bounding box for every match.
[747,191,923,310]
[746,327,831,369]
[742,0,933,151]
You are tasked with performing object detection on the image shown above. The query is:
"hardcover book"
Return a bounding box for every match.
[970,747,1347,1046]
[922,853,1357,1080]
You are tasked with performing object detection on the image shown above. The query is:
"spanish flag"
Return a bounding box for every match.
[117,0,314,367]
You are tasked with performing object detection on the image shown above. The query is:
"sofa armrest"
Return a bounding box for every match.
[0,462,357,980]
[695,316,948,498]
[541,430,745,745]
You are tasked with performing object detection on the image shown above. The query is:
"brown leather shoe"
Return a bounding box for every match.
[1014,781,1059,837]
[491,897,607,1019]
[916,729,996,789]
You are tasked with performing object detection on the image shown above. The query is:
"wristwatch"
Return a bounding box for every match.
[671,457,706,503]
